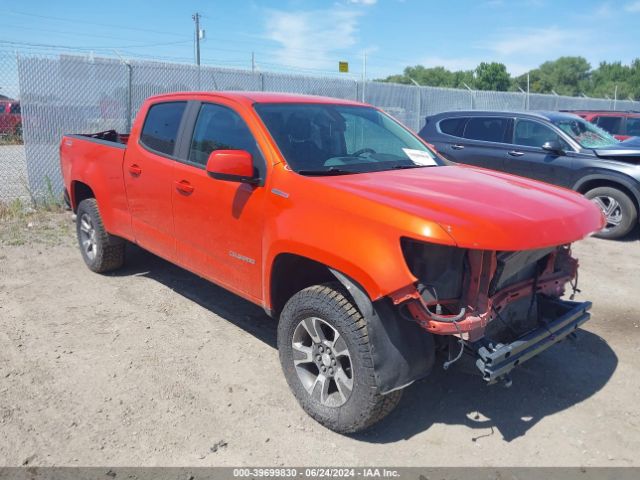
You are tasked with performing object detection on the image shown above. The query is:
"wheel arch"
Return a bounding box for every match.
[574,174,640,220]
[267,252,372,318]
[70,180,95,212]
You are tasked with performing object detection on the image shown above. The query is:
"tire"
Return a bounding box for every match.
[585,187,637,240]
[76,198,125,273]
[278,283,403,434]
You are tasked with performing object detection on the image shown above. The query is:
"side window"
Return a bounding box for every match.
[514,119,567,149]
[140,102,186,155]
[595,116,622,135]
[189,103,260,166]
[626,118,640,136]
[9,103,20,114]
[438,117,467,137]
[463,117,509,143]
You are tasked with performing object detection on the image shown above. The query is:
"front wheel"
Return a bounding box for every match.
[585,187,637,239]
[278,283,402,434]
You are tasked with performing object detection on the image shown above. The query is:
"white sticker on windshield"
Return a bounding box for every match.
[402,148,437,166]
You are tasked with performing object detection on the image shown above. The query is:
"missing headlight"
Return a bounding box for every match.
[401,238,466,302]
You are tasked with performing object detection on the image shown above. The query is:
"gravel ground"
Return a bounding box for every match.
[0,144,29,202]
[0,212,638,466]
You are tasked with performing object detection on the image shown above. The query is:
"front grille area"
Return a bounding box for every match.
[489,247,555,295]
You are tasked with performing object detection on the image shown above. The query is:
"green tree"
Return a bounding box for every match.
[381,56,640,100]
[474,62,511,91]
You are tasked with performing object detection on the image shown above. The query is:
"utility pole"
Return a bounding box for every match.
[614,84,618,111]
[251,51,256,73]
[192,12,201,66]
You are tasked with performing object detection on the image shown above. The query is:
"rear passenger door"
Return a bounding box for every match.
[453,116,513,171]
[123,101,187,260]
[504,117,574,186]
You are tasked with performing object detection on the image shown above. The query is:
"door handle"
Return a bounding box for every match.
[508,150,525,157]
[128,164,142,176]
[451,144,465,150]
[175,180,194,195]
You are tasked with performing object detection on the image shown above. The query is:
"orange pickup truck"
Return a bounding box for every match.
[60,92,603,433]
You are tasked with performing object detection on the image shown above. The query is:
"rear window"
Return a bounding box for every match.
[627,118,640,137]
[463,117,509,143]
[438,117,467,137]
[140,102,187,155]
[595,116,623,135]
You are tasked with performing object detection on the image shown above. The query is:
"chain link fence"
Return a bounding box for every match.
[2,50,640,202]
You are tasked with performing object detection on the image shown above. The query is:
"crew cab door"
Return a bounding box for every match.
[171,101,268,302]
[123,101,187,260]
[504,118,574,187]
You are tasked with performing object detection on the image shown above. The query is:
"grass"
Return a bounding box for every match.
[0,133,24,146]
[0,199,71,246]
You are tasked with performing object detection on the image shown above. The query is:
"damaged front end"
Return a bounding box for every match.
[393,239,591,385]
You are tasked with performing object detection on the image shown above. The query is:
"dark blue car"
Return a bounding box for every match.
[419,110,640,239]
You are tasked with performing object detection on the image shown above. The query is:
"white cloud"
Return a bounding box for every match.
[347,0,377,5]
[594,2,614,17]
[264,8,363,70]
[476,26,584,57]
[625,1,640,11]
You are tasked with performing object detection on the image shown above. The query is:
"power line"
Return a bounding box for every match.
[0,22,191,45]
[6,10,189,39]
[6,9,407,71]
[0,39,192,51]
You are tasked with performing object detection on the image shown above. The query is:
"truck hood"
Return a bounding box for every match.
[321,165,604,251]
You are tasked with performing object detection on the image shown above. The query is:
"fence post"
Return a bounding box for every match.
[125,62,132,133]
[462,82,474,109]
[260,72,265,92]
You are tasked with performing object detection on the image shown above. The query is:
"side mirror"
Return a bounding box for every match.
[206,150,259,184]
[541,140,564,155]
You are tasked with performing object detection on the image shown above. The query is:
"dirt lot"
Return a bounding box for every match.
[0,212,639,466]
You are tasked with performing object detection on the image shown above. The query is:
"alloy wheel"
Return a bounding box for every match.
[591,195,623,233]
[78,213,97,260]
[291,316,354,407]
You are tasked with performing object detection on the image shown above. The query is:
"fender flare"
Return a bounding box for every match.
[573,172,640,206]
[330,268,435,394]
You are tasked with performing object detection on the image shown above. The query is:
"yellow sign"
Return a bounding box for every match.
[339,61,349,73]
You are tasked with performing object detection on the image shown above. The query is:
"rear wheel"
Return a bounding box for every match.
[278,283,402,434]
[585,186,637,239]
[76,199,125,273]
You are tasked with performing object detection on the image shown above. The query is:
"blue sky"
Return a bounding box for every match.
[2,0,640,80]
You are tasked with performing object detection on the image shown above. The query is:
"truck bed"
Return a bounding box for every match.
[66,129,130,146]
[60,129,133,240]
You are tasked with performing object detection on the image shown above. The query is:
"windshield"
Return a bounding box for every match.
[254,103,443,175]
[551,116,619,149]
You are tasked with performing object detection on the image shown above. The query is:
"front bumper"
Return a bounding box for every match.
[473,298,592,384]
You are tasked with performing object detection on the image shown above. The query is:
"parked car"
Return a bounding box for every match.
[60,92,602,433]
[0,100,21,136]
[563,110,640,141]
[419,110,640,239]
